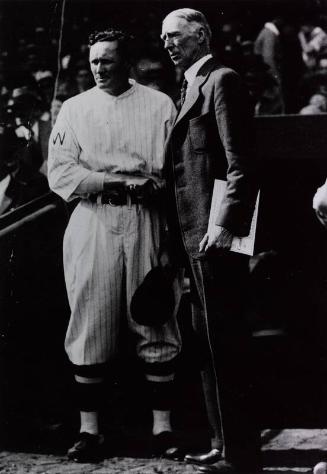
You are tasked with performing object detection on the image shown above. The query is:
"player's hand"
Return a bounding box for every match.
[199,226,234,254]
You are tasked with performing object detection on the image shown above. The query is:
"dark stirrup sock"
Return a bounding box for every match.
[145,378,175,411]
[74,376,104,412]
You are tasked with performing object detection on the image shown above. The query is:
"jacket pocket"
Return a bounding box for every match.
[189,113,210,153]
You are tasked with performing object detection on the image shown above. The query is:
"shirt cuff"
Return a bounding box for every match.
[75,171,106,195]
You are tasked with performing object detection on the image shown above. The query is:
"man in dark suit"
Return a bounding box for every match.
[161,9,260,474]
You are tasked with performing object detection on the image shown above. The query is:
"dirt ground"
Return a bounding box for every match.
[1,429,327,473]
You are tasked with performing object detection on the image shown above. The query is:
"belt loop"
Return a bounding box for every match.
[97,194,102,205]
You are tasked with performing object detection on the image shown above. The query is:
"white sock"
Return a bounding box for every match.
[152,410,172,436]
[80,411,99,435]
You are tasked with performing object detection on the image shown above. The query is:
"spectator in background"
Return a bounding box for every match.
[216,22,243,72]
[6,87,51,172]
[244,54,284,115]
[299,93,327,114]
[73,61,94,93]
[50,96,65,127]
[254,17,284,81]
[131,48,177,98]
[34,70,54,110]
[302,25,327,68]
[298,22,321,69]
[0,92,49,215]
[254,17,285,112]
[298,55,327,111]
[132,51,166,91]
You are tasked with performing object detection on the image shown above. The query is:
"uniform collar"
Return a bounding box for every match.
[95,79,136,100]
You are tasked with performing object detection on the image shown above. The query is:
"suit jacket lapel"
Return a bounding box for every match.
[175,57,217,125]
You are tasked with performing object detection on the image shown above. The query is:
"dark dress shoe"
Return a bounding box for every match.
[185,448,222,465]
[67,432,104,462]
[197,460,238,473]
[197,460,261,474]
[152,431,184,460]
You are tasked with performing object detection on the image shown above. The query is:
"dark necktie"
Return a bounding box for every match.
[180,77,188,107]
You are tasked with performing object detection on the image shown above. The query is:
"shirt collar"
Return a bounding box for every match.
[265,22,279,36]
[184,54,213,88]
[96,79,136,100]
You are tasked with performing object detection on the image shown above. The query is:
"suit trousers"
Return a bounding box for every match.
[189,252,261,471]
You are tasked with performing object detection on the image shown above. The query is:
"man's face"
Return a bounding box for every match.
[89,40,126,90]
[161,15,202,70]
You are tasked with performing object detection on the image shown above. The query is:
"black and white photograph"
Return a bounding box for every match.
[1,0,327,473]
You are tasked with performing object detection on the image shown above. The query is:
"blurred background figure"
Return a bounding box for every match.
[298,21,327,70]
[34,70,55,111]
[131,47,177,98]
[215,21,243,71]
[243,54,284,115]
[254,17,284,82]
[73,60,94,93]
[254,17,285,112]
[0,88,49,214]
[299,92,327,114]
[6,86,51,166]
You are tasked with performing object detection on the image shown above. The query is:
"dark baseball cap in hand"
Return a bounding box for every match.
[130,266,175,327]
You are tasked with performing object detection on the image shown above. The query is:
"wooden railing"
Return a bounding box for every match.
[0,192,64,237]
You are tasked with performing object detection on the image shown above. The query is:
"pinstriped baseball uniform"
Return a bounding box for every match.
[48,81,182,367]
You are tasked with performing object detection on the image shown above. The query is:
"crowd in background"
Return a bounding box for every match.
[1,4,327,214]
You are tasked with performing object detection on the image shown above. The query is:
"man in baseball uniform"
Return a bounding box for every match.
[48,28,182,462]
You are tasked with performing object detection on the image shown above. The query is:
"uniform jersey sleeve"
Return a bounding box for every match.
[48,102,105,201]
[164,98,177,140]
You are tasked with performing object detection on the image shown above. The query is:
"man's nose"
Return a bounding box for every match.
[163,38,172,49]
[96,62,103,73]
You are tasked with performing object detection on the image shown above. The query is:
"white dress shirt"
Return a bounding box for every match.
[184,54,213,95]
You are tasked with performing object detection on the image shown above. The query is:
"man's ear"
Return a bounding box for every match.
[198,27,206,44]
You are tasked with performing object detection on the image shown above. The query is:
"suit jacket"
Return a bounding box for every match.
[166,57,257,259]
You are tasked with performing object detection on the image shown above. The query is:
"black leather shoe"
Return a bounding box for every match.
[185,448,222,465]
[67,432,104,462]
[197,460,261,474]
[152,431,184,460]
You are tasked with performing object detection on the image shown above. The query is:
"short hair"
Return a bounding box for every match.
[88,28,133,59]
[164,8,212,46]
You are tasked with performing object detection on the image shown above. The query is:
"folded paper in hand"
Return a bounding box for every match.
[208,179,260,256]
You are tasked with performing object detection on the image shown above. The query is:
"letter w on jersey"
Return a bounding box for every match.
[52,131,66,146]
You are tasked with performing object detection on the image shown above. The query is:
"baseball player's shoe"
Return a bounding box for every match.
[67,432,104,463]
[152,431,184,460]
